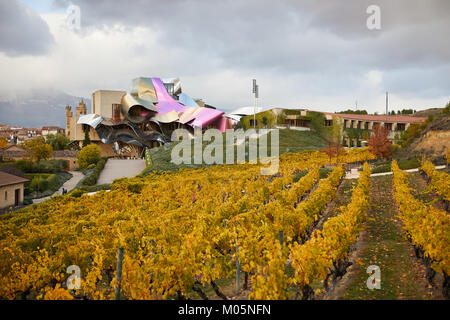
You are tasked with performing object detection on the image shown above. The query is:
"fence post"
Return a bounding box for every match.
[115,248,124,300]
[236,234,240,295]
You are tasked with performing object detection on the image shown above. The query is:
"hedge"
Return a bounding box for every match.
[16,159,68,173]
[81,158,107,186]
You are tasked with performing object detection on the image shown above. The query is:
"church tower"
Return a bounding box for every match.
[65,105,72,139]
[76,100,87,118]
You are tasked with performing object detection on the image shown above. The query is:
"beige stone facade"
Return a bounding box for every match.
[0,183,25,209]
[66,92,125,157]
[92,90,126,119]
[0,172,28,210]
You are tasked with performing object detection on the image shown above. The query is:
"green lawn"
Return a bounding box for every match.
[141,129,328,176]
[341,175,437,299]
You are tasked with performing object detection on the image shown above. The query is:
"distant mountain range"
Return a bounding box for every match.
[0,88,90,128]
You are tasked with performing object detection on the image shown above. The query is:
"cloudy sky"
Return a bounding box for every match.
[0,0,449,114]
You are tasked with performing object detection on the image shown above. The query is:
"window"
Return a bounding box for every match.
[112,104,121,120]
[4,191,7,200]
[164,83,174,96]
[384,123,393,131]
[396,123,406,131]
[324,119,333,127]
[299,119,309,127]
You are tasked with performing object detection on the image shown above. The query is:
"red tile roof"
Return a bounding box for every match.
[323,112,427,123]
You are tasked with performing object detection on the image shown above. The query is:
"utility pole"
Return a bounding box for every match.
[386,92,389,115]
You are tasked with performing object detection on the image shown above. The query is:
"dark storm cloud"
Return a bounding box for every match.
[0,0,55,56]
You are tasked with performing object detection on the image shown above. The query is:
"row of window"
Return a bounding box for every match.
[343,120,406,131]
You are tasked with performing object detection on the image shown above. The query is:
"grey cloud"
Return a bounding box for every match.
[48,0,449,110]
[0,0,55,56]
[52,0,450,72]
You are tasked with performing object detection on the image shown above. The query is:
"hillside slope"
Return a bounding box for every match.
[141,129,328,175]
[409,114,450,157]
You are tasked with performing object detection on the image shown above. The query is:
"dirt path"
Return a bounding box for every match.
[333,175,441,299]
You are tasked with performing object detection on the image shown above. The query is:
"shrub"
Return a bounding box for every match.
[16,159,67,173]
[23,197,33,205]
[78,144,101,169]
[370,158,420,174]
[16,160,34,173]
[293,171,308,183]
[47,174,59,190]
[69,189,85,198]
[398,158,420,170]
[29,175,50,192]
[371,163,391,174]
[81,158,107,186]
[78,184,111,193]
[127,182,145,194]
[443,101,450,116]
[319,168,331,179]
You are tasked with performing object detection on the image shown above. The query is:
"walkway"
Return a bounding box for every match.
[338,174,441,299]
[96,159,146,185]
[33,171,84,204]
[344,165,446,179]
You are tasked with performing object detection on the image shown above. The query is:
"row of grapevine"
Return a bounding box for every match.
[392,161,450,282]
[420,160,450,203]
[290,162,371,298]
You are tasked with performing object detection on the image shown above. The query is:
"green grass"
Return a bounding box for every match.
[370,158,421,174]
[24,172,72,201]
[341,175,433,300]
[141,129,328,176]
[277,129,328,154]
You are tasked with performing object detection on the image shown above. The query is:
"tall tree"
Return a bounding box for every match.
[22,137,53,162]
[46,133,70,150]
[82,127,91,148]
[368,126,392,158]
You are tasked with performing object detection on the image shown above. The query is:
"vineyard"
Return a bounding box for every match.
[0,148,448,300]
[393,160,450,297]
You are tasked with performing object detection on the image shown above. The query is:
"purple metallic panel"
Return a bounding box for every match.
[190,108,224,128]
[151,77,187,114]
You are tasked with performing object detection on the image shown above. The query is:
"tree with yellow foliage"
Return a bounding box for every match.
[77,144,101,168]
[22,137,53,162]
[0,137,8,149]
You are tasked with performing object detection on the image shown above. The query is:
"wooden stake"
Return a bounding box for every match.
[115,248,124,300]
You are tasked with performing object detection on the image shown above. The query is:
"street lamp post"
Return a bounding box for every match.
[252,79,259,128]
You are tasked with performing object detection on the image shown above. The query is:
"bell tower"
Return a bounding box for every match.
[76,100,87,117]
[65,105,72,138]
